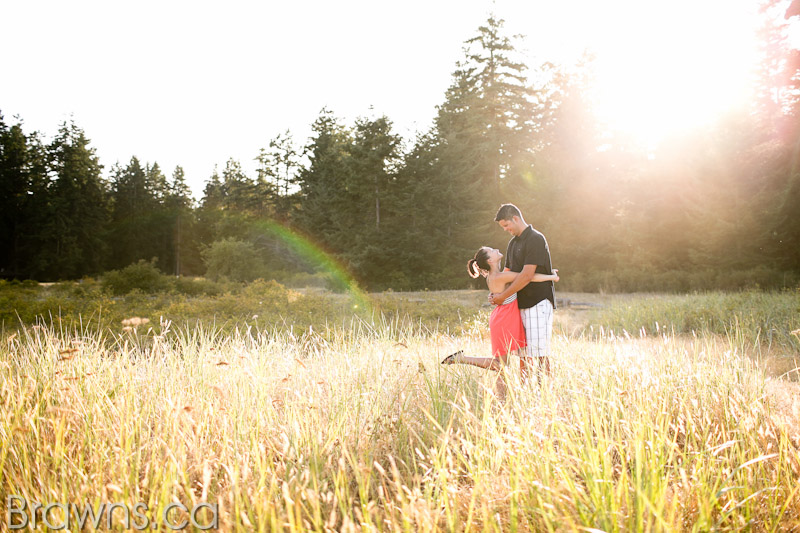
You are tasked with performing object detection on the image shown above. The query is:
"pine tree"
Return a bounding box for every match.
[220,159,258,215]
[43,120,109,279]
[0,114,50,279]
[218,158,268,237]
[257,130,299,222]
[292,109,408,286]
[437,16,539,205]
[392,131,456,288]
[294,109,353,249]
[397,16,541,287]
[0,113,30,278]
[145,162,173,271]
[195,167,225,255]
[196,158,280,270]
[760,1,800,272]
[345,114,403,286]
[109,157,154,269]
[528,62,614,272]
[349,115,401,233]
[166,166,198,275]
[18,130,51,278]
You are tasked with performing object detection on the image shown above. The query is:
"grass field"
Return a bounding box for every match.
[1,284,799,531]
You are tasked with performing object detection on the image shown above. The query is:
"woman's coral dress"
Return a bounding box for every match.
[489,293,527,357]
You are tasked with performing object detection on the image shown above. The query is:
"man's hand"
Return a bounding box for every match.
[489,293,505,305]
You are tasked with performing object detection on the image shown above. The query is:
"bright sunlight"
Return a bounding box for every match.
[558,0,762,145]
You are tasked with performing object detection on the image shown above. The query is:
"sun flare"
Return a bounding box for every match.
[575,0,762,145]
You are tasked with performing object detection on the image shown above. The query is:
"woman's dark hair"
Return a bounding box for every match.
[467,247,492,278]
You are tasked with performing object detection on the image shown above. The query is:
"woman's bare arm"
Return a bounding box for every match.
[489,270,559,294]
[495,270,559,285]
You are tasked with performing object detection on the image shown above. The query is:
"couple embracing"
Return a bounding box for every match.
[442,204,558,395]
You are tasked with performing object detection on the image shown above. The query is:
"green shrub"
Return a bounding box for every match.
[242,279,293,309]
[102,260,174,295]
[202,239,265,282]
[560,268,798,293]
[588,290,800,353]
[173,276,226,296]
[283,271,335,290]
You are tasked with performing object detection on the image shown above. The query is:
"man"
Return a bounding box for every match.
[489,203,556,381]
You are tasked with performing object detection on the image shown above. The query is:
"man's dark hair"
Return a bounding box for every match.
[495,203,522,222]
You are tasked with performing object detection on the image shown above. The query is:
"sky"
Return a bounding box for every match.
[0,0,781,198]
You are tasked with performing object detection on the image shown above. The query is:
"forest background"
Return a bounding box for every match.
[2,6,800,294]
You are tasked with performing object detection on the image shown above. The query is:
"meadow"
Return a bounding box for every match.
[1,281,799,531]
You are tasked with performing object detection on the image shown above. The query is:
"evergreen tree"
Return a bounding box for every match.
[344,114,403,286]
[761,0,800,271]
[42,120,109,279]
[257,130,300,222]
[529,62,620,272]
[166,166,199,275]
[0,114,50,279]
[220,159,258,214]
[218,158,269,237]
[145,162,173,271]
[196,158,281,272]
[436,16,539,205]
[292,109,406,287]
[404,16,542,287]
[201,167,224,211]
[0,113,31,278]
[195,167,225,256]
[18,130,51,278]
[109,157,155,269]
[391,131,455,288]
[768,143,800,270]
[145,162,169,202]
[754,0,800,131]
[294,109,354,249]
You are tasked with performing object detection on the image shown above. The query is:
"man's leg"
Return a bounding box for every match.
[519,356,532,382]
[519,305,536,383]
[537,300,554,379]
[520,300,554,383]
[538,354,551,377]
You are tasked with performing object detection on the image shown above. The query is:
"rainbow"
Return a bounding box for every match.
[251,219,371,310]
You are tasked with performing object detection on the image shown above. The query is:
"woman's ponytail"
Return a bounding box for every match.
[467,247,492,278]
[467,259,480,278]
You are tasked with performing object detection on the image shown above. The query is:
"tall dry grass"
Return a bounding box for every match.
[1,314,799,531]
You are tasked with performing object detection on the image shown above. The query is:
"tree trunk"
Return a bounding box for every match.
[375,179,380,231]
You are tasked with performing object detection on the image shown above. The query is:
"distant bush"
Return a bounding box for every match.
[283,271,333,290]
[588,290,800,353]
[242,279,295,309]
[102,260,174,295]
[173,276,227,296]
[202,239,265,283]
[560,267,799,293]
[282,271,353,293]
[50,278,104,299]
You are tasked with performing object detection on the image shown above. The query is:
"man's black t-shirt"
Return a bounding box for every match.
[503,225,556,310]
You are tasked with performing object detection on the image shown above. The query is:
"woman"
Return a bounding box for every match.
[441,246,559,398]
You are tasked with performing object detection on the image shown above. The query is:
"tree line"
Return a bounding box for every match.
[2,11,799,291]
